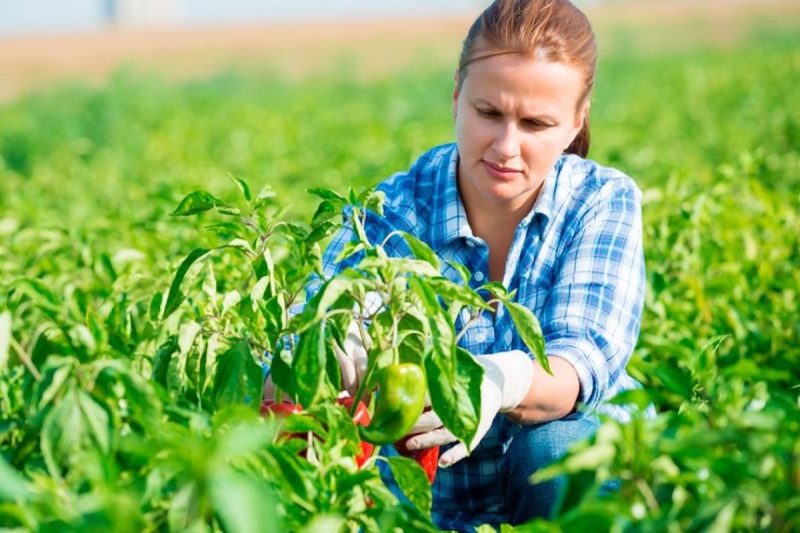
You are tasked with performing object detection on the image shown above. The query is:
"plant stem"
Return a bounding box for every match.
[10,338,41,381]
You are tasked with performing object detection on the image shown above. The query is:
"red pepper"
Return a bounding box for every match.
[260,400,303,417]
[260,398,373,468]
[338,396,374,467]
[394,435,439,484]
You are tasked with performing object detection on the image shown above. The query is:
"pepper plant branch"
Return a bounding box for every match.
[10,337,41,381]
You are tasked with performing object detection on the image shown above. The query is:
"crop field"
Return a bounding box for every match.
[0,3,799,531]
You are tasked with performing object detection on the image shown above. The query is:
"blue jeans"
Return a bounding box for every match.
[383,416,600,531]
[500,416,599,524]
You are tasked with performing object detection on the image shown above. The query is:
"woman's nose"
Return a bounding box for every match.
[492,123,521,159]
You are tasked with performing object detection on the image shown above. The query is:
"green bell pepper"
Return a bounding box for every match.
[359,363,426,445]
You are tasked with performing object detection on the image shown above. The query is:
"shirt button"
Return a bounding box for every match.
[474,271,485,282]
[475,331,487,343]
[465,240,475,248]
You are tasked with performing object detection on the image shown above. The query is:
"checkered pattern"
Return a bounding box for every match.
[316,143,646,530]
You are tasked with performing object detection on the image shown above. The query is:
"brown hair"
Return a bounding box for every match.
[457,0,596,157]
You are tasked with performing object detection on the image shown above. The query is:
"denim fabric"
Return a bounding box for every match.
[425,416,598,531]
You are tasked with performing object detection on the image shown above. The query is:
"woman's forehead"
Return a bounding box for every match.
[461,54,585,113]
[465,53,583,90]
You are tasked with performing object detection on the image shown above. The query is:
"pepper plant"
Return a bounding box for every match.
[146,178,547,529]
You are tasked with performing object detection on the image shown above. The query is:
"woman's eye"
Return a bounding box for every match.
[522,119,549,130]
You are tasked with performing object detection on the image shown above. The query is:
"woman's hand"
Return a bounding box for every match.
[404,350,534,467]
[332,321,370,397]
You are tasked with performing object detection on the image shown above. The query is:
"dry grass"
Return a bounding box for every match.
[1,0,798,101]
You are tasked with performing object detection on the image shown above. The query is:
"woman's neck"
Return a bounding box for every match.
[459,184,540,245]
[458,179,542,282]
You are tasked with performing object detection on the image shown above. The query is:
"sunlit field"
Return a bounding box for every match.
[1,2,798,530]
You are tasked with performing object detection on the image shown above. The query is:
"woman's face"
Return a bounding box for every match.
[454,51,588,214]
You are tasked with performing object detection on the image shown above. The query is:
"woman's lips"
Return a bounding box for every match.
[482,160,521,180]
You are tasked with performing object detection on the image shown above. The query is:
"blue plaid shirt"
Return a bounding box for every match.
[317,143,646,530]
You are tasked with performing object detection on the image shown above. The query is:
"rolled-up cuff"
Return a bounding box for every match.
[544,337,609,417]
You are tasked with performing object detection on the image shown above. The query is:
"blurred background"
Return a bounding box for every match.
[2,0,797,100]
[0,3,798,528]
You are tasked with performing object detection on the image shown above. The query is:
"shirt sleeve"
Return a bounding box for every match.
[539,179,646,416]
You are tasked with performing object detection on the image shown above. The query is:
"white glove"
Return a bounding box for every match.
[333,291,382,396]
[332,320,370,397]
[404,350,534,467]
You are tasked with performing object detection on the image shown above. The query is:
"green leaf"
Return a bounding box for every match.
[213,341,263,409]
[0,311,10,371]
[308,187,346,203]
[37,360,73,408]
[0,457,30,502]
[269,349,294,400]
[205,221,248,238]
[168,482,203,531]
[217,205,242,217]
[254,185,277,210]
[505,301,548,373]
[652,365,693,399]
[292,321,327,407]
[40,389,111,474]
[410,276,481,446]
[152,337,178,388]
[708,499,738,533]
[334,241,366,264]
[306,220,335,244]
[386,456,432,516]
[210,471,280,533]
[311,200,338,225]
[41,389,82,477]
[164,248,210,318]
[149,291,164,322]
[446,260,472,284]
[480,282,509,299]
[178,321,202,358]
[170,191,224,217]
[228,173,252,202]
[265,447,312,503]
[360,188,386,216]
[398,231,441,270]
[436,347,483,448]
[315,277,366,321]
[425,277,491,310]
[396,314,427,366]
[77,391,111,454]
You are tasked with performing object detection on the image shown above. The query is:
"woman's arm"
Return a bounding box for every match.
[504,356,579,424]
[509,179,646,424]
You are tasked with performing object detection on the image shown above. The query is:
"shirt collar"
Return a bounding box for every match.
[428,146,566,249]
[524,154,565,233]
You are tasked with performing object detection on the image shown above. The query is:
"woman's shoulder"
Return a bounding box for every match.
[556,154,642,213]
[559,154,640,195]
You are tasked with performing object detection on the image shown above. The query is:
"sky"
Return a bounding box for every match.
[0,0,485,36]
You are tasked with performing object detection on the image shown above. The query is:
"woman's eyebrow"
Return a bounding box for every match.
[473,98,497,108]
[474,98,557,122]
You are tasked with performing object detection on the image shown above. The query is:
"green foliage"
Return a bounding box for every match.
[0,25,798,532]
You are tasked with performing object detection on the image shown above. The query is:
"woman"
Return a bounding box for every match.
[323,0,645,529]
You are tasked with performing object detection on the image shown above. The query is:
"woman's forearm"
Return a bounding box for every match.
[504,356,580,424]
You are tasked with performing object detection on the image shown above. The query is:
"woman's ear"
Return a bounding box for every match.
[575,101,590,132]
[566,101,590,150]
